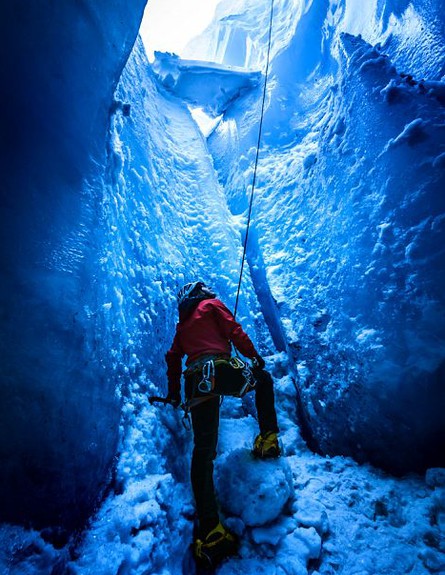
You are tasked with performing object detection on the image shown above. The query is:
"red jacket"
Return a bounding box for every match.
[166,298,259,395]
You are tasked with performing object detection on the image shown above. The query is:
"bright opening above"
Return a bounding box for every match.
[140,0,222,62]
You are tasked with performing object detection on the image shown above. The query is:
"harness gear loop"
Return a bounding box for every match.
[233,0,275,319]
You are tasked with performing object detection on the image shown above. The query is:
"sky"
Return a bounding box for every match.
[139,0,222,61]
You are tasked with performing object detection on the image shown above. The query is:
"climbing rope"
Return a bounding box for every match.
[233,0,275,319]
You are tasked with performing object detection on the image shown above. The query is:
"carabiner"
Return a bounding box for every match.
[230,356,245,370]
[198,360,215,393]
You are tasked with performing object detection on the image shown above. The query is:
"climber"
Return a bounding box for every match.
[165,280,280,567]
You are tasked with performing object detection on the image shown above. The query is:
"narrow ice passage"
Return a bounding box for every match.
[1,0,444,574]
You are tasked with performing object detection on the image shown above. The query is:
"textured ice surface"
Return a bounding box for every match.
[0,0,147,530]
[215,448,293,526]
[204,0,445,474]
[152,52,261,116]
[1,0,444,573]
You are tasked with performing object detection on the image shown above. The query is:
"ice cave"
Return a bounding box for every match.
[0,0,444,574]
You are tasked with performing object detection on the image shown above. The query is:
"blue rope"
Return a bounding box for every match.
[233,0,275,319]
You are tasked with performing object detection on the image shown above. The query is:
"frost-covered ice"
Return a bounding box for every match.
[215,448,293,526]
[1,0,444,574]
[203,0,445,474]
[152,52,261,116]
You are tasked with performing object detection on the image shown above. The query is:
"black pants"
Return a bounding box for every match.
[185,367,279,534]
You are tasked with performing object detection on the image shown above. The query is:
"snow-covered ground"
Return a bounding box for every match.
[2,354,444,574]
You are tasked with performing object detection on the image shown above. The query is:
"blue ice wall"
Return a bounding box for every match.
[205,0,445,473]
[88,43,273,569]
[104,33,271,457]
[0,0,271,531]
[0,1,146,529]
[107,38,271,376]
[1,0,444,540]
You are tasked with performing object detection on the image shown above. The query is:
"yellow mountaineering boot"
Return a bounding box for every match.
[252,431,281,459]
[194,522,238,568]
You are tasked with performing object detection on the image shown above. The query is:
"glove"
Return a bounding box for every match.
[253,355,266,370]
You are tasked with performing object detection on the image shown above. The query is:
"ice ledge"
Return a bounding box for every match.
[152,51,262,116]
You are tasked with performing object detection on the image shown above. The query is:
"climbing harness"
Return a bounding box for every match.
[195,356,256,398]
[150,354,257,430]
[233,0,275,319]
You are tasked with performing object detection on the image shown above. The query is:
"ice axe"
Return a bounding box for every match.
[148,394,217,430]
[148,395,193,429]
[148,395,177,406]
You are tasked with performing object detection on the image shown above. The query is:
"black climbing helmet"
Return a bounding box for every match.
[177,281,201,305]
[177,281,216,319]
[177,281,215,304]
